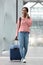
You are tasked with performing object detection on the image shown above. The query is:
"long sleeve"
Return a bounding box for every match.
[26,18,32,27]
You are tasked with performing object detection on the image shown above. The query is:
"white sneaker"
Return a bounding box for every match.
[22,59,26,63]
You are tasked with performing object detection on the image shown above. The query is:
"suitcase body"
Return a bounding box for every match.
[10,41,21,60]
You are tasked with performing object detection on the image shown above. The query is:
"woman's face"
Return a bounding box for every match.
[22,8,28,16]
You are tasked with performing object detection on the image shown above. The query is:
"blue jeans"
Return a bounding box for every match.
[18,32,29,59]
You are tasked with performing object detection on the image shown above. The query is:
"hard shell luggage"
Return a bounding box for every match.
[10,40,21,60]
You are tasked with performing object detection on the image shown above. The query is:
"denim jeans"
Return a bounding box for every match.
[18,32,29,59]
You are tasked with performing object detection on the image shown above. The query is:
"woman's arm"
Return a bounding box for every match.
[26,18,32,27]
[16,19,20,37]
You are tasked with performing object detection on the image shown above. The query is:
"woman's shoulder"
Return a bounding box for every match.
[28,16,32,22]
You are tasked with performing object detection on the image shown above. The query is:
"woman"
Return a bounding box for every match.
[15,7,32,63]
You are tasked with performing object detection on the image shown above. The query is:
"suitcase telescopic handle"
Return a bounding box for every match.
[12,39,19,45]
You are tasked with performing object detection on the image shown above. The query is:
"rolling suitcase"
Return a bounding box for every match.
[10,40,21,61]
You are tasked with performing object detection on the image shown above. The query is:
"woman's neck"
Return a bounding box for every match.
[22,15,27,18]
